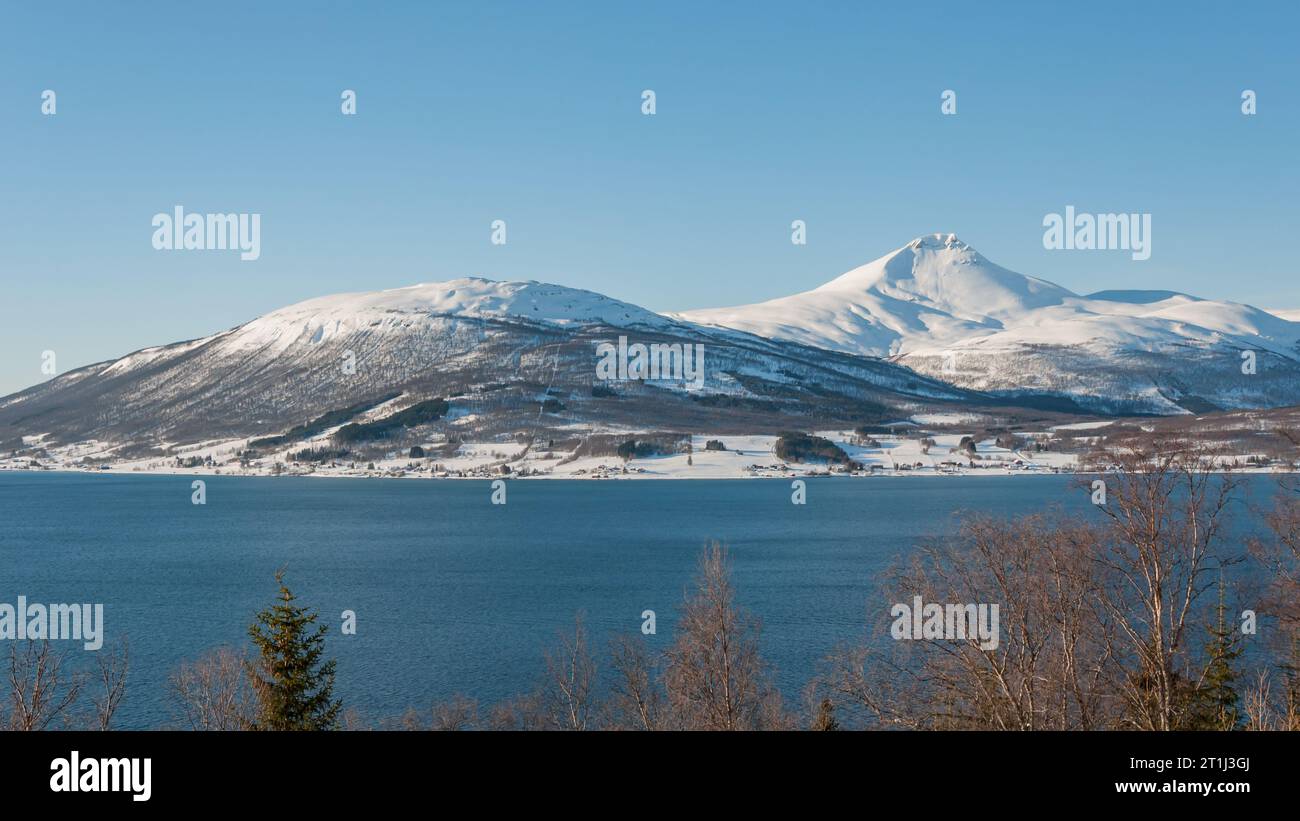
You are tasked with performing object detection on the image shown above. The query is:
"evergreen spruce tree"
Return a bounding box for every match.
[1186,577,1242,730]
[248,571,342,730]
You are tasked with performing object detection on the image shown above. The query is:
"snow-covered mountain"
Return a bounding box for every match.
[678,234,1300,414]
[0,277,991,454]
[8,237,1300,459]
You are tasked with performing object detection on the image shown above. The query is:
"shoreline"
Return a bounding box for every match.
[3,464,1291,481]
[9,429,1293,483]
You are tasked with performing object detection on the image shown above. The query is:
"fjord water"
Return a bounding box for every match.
[0,472,1266,728]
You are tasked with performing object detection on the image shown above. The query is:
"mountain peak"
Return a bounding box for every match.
[908,232,968,252]
[677,234,1077,357]
[813,232,1028,299]
[226,277,683,358]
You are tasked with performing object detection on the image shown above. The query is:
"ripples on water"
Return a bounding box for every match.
[0,472,1274,728]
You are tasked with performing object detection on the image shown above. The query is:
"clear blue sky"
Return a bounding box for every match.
[2,1,1297,396]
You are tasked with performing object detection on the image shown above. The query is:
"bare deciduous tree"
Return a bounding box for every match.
[429,695,479,730]
[168,646,256,730]
[607,634,663,730]
[662,542,787,730]
[826,444,1243,731]
[339,708,372,730]
[90,637,129,731]
[1239,668,1299,731]
[6,640,84,731]
[486,692,547,730]
[539,614,597,730]
[393,695,479,730]
[824,514,1117,730]
[1090,443,1240,730]
[1252,475,1300,726]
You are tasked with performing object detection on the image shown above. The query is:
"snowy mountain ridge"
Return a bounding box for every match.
[679,233,1300,358]
[677,233,1300,413]
[0,271,984,453]
[6,233,1300,458]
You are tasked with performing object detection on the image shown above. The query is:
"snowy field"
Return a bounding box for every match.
[0,429,1084,480]
[8,418,1294,481]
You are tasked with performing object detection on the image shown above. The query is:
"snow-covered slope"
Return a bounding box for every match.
[232,277,680,349]
[678,234,1300,413]
[0,276,981,451]
[105,278,682,365]
[679,234,1072,357]
[679,233,1300,359]
[8,240,1300,459]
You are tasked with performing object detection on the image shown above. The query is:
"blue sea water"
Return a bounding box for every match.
[0,472,1272,728]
